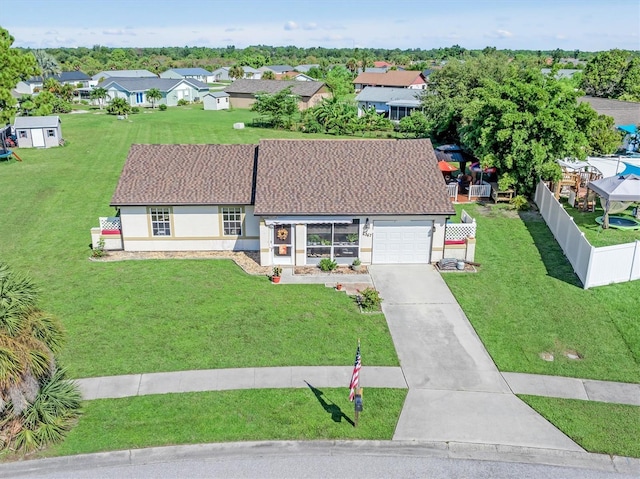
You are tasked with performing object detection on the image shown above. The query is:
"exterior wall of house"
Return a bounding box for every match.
[258,214,449,267]
[119,205,260,252]
[357,100,388,116]
[408,82,426,90]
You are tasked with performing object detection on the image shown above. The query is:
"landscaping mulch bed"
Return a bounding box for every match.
[294,266,368,275]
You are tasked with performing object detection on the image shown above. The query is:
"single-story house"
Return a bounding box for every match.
[353,71,427,92]
[211,66,262,81]
[355,86,423,121]
[259,65,295,74]
[203,91,230,110]
[541,68,581,80]
[13,116,62,148]
[223,79,331,110]
[294,64,320,73]
[98,77,209,107]
[579,96,640,152]
[15,71,92,94]
[90,69,157,87]
[108,139,454,266]
[275,72,316,81]
[160,68,214,83]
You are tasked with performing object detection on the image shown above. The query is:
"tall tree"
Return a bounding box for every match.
[459,69,591,196]
[228,64,245,80]
[0,28,39,124]
[580,49,638,100]
[261,70,275,80]
[251,86,299,129]
[33,49,61,78]
[0,263,81,453]
[146,88,162,108]
[89,87,109,109]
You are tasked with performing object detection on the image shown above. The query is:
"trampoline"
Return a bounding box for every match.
[595,216,640,230]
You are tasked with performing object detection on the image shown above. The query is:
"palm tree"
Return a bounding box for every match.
[146,88,162,108]
[228,64,245,80]
[90,87,109,110]
[261,70,276,80]
[0,263,81,453]
[106,97,131,116]
[32,50,61,79]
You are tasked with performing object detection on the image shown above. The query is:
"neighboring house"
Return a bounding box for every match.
[541,68,581,80]
[353,71,427,92]
[211,66,263,81]
[90,69,157,87]
[374,61,393,68]
[203,91,230,110]
[108,139,454,266]
[356,67,389,74]
[13,116,62,148]
[259,65,295,74]
[223,79,331,110]
[15,71,91,94]
[579,96,640,153]
[98,77,209,107]
[275,72,316,81]
[160,68,214,83]
[294,64,320,73]
[355,87,423,121]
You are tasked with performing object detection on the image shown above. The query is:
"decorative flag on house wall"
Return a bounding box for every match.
[349,340,361,402]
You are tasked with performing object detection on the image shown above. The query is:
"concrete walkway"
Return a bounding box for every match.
[368,264,583,451]
[72,264,639,452]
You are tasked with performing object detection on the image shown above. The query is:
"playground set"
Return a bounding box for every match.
[0,125,22,162]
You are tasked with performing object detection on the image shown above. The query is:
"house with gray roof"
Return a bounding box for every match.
[223,79,331,110]
[294,64,320,73]
[101,139,454,266]
[13,116,62,148]
[98,77,209,107]
[210,66,262,81]
[15,71,92,94]
[90,69,157,87]
[355,86,423,121]
[160,68,214,83]
[259,65,295,74]
[541,68,581,80]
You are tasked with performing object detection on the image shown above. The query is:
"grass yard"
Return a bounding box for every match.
[0,107,397,378]
[560,200,640,247]
[519,395,640,458]
[39,388,407,457]
[443,203,640,383]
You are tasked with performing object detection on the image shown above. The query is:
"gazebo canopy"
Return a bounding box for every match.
[588,174,640,202]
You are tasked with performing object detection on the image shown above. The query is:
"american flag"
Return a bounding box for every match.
[349,341,361,401]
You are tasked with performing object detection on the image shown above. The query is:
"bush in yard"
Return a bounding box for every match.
[130,107,140,114]
[0,263,82,453]
[318,258,338,271]
[106,97,130,116]
[511,194,530,211]
[158,104,167,111]
[177,99,189,106]
[358,287,383,312]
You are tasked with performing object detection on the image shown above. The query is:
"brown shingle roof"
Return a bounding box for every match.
[110,144,256,206]
[223,79,326,97]
[353,71,426,87]
[253,139,453,216]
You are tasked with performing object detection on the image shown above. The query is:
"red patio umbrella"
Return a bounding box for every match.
[438,160,459,172]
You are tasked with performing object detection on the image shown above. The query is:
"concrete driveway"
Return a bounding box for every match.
[368,264,583,451]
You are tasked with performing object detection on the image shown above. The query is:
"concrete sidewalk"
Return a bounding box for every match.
[368,264,582,451]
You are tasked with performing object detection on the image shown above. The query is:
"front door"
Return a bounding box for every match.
[272,224,293,265]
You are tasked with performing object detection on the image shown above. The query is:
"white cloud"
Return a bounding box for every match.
[303,22,318,31]
[102,28,136,36]
[496,29,513,38]
[284,21,298,31]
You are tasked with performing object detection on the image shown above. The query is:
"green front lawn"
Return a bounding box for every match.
[444,203,640,383]
[0,108,396,378]
[520,395,640,458]
[43,388,407,457]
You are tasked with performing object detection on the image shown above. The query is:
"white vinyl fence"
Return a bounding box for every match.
[535,180,640,289]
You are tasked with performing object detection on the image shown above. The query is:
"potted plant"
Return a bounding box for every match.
[272,266,282,283]
[351,257,362,272]
[336,283,343,291]
[346,233,358,244]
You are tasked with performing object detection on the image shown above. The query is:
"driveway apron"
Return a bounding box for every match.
[368,264,582,451]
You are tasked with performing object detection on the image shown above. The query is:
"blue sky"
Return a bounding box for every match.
[5,0,639,51]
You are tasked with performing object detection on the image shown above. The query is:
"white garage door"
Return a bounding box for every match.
[372,220,432,264]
